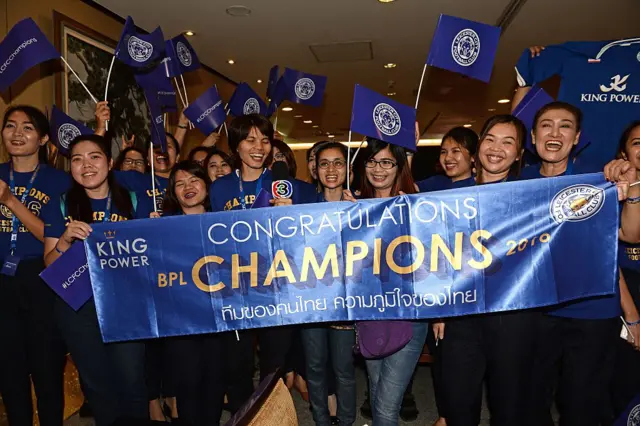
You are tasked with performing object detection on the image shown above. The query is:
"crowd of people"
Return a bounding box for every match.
[0,44,639,426]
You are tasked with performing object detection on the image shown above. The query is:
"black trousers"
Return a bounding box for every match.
[0,258,66,426]
[257,326,294,381]
[527,314,619,426]
[221,330,255,414]
[440,311,537,426]
[166,334,226,426]
[426,323,445,417]
[146,338,175,401]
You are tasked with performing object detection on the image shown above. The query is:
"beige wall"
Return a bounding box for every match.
[1,0,233,159]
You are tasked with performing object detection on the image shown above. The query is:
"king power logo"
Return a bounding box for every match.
[581,74,639,104]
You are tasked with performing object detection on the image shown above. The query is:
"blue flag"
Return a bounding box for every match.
[613,393,640,426]
[184,86,227,135]
[350,84,417,151]
[281,67,327,107]
[40,243,92,311]
[266,65,279,99]
[50,106,93,157]
[143,90,167,152]
[164,34,200,77]
[228,83,268,117]
[513,85,590,156]
[266,77,288,117]
[426,14,501,83]
[85,173,618,341]
[0,18,60,92]
[115,16,165,68]
[135,64,177,112]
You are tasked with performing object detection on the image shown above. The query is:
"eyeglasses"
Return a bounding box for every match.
[194,159,205,166]
[318,159,346,169]
[365,159,397,169]
[123,159,145,167]
[274,152,286,161]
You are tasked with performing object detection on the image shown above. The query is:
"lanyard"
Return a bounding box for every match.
[9,164,39,255]
[237,169,265,210]
[101,191,113,223]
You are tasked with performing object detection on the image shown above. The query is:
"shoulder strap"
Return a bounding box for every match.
[59,193,67,218]
[129,191,138,214]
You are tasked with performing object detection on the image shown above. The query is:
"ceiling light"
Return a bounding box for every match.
[257,79,262,83]
[185,31,195,36]
[384,63,397,69]
[282,107,293,112]
[293,114,303,118]
[378,0,396,3]
[463,124,472,128]
[227,59,235,64]
[497,99,511,104]
[328,134,335,138]
[303,120,313,124]
[488,108,496,112]
[386,92,396,96]
[312,125,319,128]
[226,5,252,17]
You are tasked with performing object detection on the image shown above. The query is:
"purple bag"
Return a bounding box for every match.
[356,320,413,359]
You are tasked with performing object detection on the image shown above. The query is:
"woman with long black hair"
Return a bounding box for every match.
[0,106,69,426]
[43,134,153,426]
[437,115,530,426]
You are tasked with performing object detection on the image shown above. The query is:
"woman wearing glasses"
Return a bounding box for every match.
[270,139,298,178]
[302,142,357,426]
[114,147,147,174]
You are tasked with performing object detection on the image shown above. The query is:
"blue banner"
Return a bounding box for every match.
[86,174,619,342]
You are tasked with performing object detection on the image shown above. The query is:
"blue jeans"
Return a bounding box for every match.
[365,322,427,426]
[301,326,357,426]
[55,299,148,426]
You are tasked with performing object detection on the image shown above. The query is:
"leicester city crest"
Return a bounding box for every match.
[243,98,260,115]
[57,123,81,150]
[629,404,640,426]
[176,41,192,67]
[372,103,402,137]
[294,78,315,100]
[451,28,481,67]
[127,36,154,63]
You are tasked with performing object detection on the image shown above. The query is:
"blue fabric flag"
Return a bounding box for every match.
[135,64,177,112]
[184,86,227,135]
[513,84,590,156]
[228,83,268,117]
[143,89,167,152]
[266,65,279,99]
[280,67,327,107]
[350,84,417,151]
[0,18,60,92]
[50,106,93,157]
[613,393,640,426]
[85,173,619,342]
[266,77,288,117]
[40,243,92,311]
[115,16,165,68]
[164,34,200,77]
[426,14,501,83]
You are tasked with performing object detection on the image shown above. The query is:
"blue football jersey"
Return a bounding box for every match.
[515,39,640,168]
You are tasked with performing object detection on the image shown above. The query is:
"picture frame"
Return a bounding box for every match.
[53,11,151,156]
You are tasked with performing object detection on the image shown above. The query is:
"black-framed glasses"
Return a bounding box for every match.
[318,159,346,169]
[365,159,397,169]
[274,152,286,161]
[123,159,145,167]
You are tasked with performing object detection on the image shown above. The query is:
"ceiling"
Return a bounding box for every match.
[94,0,640,144]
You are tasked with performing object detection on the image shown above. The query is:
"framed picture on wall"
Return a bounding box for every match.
[53,11,151,156]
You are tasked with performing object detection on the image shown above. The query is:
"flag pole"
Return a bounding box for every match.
[149,144,158,213]
[274,107,279,132]
[346,130,352,191]
[414,64,428,110]
[218,107,230,135]
[104,56,116,131]
[350,137,366,166]
[61,57,98,104]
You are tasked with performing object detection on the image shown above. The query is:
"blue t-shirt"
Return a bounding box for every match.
[519,160,621,319]
[114,171,168,214]
[515,39,640,169]
[43,192,153,239]
[0,163,70,262]
[417,175,475,192]
[209,169,316,212]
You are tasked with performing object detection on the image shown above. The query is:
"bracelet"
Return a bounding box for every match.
[626,196,640,204]
[626,319,640,326]
[54,243,66,255]
[177,124,188,129]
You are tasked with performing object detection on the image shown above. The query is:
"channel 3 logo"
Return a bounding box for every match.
[272,180,293,199]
